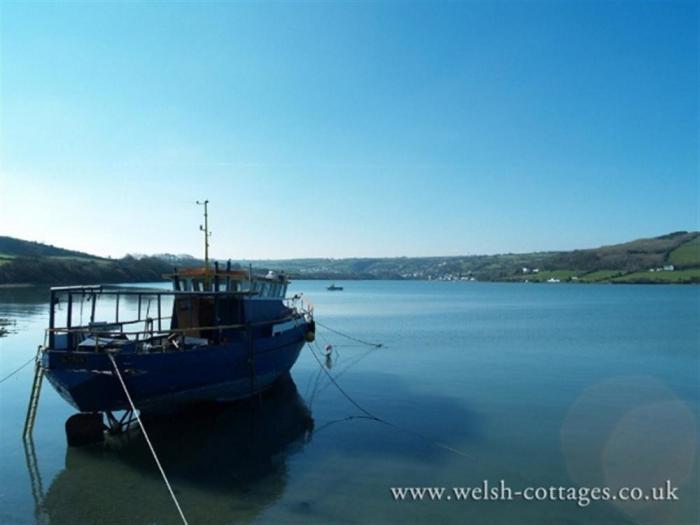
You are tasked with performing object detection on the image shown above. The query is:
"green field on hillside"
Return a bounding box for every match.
[611,268,700,284]
[668,237,700,267]
[578,270,624,282]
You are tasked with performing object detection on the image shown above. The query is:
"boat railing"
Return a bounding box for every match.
[46,313,308,352]
[47,314,298,337]
[283,295,313,315]
[47,286,305,351]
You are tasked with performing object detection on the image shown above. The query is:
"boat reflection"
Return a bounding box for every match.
[40,374,314,524]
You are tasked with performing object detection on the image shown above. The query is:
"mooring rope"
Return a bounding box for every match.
[306,342,378,419]
[313,414,378,434]
[313,319,383,348]
[0,356,36,384]
[305,362,326,408]
[107,354,189,525]
[305,342,472,459]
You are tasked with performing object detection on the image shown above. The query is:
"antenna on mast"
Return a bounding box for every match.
[196,200,211,271]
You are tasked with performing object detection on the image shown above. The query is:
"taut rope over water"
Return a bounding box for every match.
[313,319,383,348]
[0,356,36,384]
[108,354,189,525]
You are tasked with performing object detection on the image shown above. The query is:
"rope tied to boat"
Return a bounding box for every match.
[107,353,189,525]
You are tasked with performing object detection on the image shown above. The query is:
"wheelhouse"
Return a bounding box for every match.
[167,266,289,298]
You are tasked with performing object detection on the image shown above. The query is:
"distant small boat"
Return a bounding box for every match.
[327,284,344,291]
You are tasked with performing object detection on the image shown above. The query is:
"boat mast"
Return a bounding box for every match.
[196,200,211,271]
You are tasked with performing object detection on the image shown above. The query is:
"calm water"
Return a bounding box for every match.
[0,281,698,525]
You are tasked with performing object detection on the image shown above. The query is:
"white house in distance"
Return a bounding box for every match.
[650,265,675,272]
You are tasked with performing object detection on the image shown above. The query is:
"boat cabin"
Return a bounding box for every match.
[167,266,289,298]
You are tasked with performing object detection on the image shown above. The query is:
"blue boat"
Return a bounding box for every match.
[38,265,315,424]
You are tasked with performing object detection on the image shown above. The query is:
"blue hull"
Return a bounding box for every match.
[43,324,308,413]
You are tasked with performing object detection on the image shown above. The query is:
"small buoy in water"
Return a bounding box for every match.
[324,344,333,354]
[65,412,106,447]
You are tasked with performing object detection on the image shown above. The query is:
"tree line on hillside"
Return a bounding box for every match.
[0,256,174,285]
[0,236,99,259]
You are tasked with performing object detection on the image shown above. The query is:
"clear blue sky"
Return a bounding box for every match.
[0,1,697,259]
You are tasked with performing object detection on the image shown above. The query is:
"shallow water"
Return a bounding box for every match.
[0,281,698,524]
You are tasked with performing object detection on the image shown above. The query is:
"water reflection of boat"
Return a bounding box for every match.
[39,374,313,524]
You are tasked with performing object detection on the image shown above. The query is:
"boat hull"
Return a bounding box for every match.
[43,324,308,413]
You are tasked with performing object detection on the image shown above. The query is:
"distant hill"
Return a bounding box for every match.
[0,232,698,285]
[0,254,175,286]
[542,231,700,272]
[0,236,101,259]
[233,231,700,283]
[0,236,174,285]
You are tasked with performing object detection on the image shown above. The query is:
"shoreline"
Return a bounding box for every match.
[1,278,697,287]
